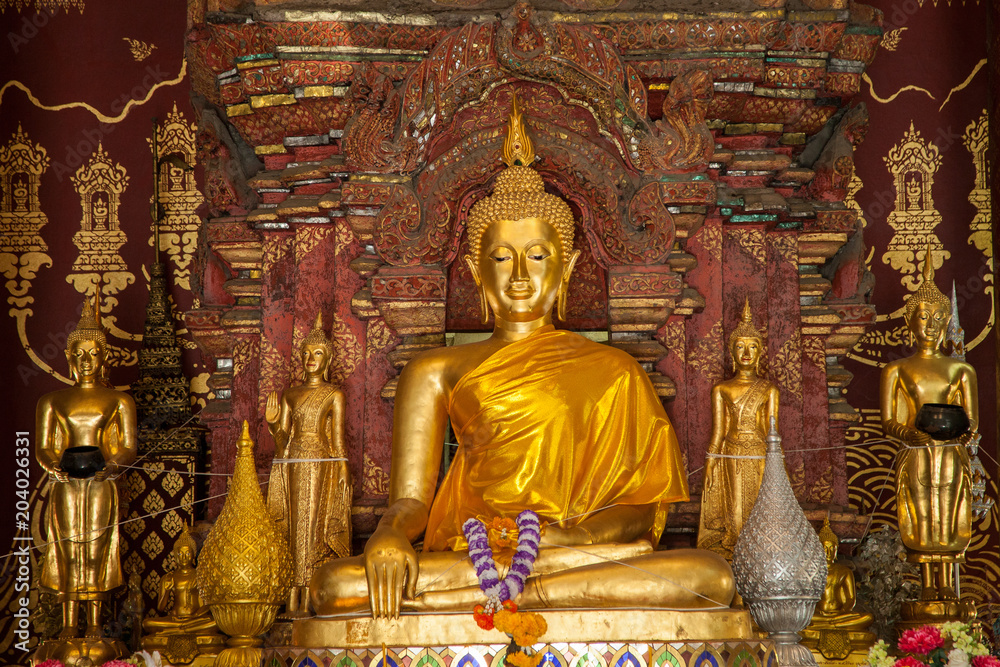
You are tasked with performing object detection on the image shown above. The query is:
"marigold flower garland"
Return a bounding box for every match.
[463,510,548,667]
[865,622,995,667]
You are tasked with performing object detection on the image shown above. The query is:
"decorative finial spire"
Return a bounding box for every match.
[502,94,535,168]
[237,420,253,452]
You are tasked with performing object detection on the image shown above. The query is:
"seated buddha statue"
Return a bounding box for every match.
[311,98,735,619]
[804,519,874,631]
[142,526,219,636]
[880,249,976,606]
[35,296,137,639]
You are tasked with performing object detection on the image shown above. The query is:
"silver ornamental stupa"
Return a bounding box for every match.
[732,418,827,667]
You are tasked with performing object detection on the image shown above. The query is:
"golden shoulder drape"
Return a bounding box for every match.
[423,326,688,552]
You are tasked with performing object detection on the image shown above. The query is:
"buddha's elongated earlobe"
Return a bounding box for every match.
[557,250,581,322]
[464,254,490,324]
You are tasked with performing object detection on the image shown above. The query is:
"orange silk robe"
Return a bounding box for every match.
[423,326,689,552]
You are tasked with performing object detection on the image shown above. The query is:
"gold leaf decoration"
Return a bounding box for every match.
[366,318,395,359]
[769,329,803,395]
[659,319,685,362]
[696,222,723,263]
[123,37,156,61]
[0,0,83,12]
[363,453,390,496]
[727,228,766,268]
[880,27,907,51]
[962,110,991,266]
[688,319,725,383]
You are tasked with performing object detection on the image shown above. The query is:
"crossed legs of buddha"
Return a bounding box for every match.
[312,544,735,615]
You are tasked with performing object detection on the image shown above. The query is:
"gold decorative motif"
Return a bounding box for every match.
[68,143,135,304]
[363,453,390,496]
[803,335,826,371]
[844,171,868,229]
[366,318,395,359]
[659,320,685,362]
[770,329,803,395]
[769,234,797,269]
[142,533,166,560]
[161,510,184,537]
[0,0,82,11]
[0,124,49,255]
[162,471,184,497]
[334,217,355,255]
[727,228,766,268]
[0,62,187,125]
[296,226,334,258]
[152,105,204,291]
[789,460,807,500]
[962,110,991,268]
[232,338,259,378]
[143,491,166,514]
[882,123,948,291]
[123,37,156,61]
[697,223,723,264]
[809,468,834,504]
[257,334,288,418]
[880,27,907,51]
[688,320,725,383]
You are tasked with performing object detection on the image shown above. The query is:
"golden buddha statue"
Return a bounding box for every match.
[143,526,219,635]
[801,519,875,664]
[35,295,137,640]
[697,301,779,559]
[142,526,225,665]
[266,312,352,617]
[880,249,976,617]
[311,97,734,619]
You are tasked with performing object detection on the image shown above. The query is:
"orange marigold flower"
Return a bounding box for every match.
[506,652,539,667]
[487,517,520,551]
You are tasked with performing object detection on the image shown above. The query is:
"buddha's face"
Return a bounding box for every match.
[67,339,105,382]
[301,343,331,379]
[470,217,578,324]
[907,301,949,347]
[732,336,761,372]
[176,545,194,567]
[823,540,837,564]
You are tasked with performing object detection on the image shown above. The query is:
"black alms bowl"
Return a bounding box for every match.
[59,446,106,479]
[914,403,970,441]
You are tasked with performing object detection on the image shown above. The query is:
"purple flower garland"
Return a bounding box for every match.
[463,510,541,609]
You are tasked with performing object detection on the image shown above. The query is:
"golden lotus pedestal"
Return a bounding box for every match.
[264,609,773,667]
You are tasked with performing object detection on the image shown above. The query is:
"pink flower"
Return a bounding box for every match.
[972,658,1000,667]
[36,661,65,667]
[894,658,929,667]
[101,661,135,667]
[899,626,945,654]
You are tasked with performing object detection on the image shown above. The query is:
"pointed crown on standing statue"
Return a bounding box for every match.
[465,95,576,259]
[728,299,763,348]
[818,517,839,556]
[302,312,332,352]
[68,293,107,349]
[175,524,198,559]
[904,244,950,322]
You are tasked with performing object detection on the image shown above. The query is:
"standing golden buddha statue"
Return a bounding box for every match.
[266,312,352,617]
[880,249,977,624]
[698,300,779,559]
[34,296,136,664]
[310,97,734,620]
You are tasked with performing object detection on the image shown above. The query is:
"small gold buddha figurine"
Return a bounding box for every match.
[880,248,976,619]
[311,96,734,619]
[266,312,352,617]
[35,295,137,640]
[142,525,224,665]
[697,300,779,559]
[801,519,876,664]
[143,526,219,635]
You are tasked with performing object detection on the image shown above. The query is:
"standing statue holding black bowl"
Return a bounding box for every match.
[880,250,977,627]
[34,296,137,666]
